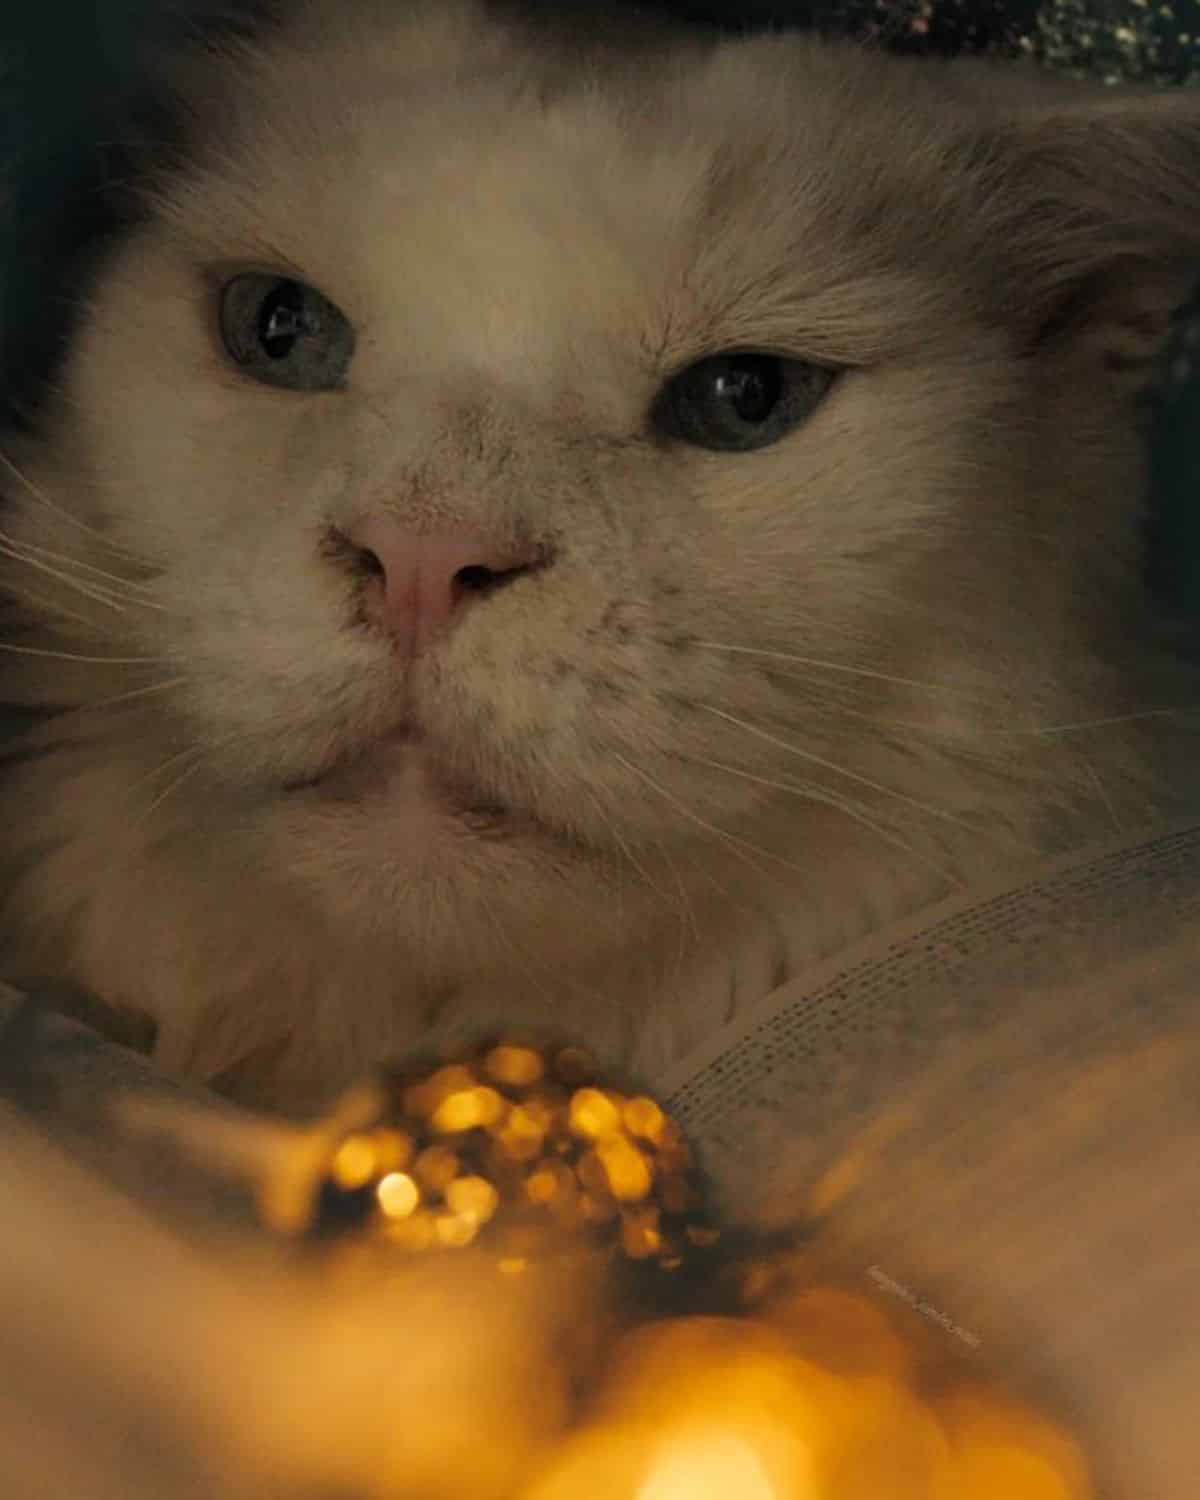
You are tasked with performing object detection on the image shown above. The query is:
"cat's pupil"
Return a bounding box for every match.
[715,357,782,424]
[258,281,317,359]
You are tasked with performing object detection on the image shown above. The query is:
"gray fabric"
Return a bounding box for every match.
[0,983,260,1235]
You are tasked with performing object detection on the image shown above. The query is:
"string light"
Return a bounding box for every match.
[262,1041,718,1274]
[255,1040,1094,1498]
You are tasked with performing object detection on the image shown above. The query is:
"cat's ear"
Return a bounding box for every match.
[986,90,1200,381]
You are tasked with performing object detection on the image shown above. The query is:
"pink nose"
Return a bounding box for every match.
[345,516,542,657]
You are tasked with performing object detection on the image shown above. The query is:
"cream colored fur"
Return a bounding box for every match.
[1,0,1199,1111]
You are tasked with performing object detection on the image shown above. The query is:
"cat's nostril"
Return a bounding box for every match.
[454,561,524,595]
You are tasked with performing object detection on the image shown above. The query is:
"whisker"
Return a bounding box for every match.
[471,866,627,1022]
[126,741,209,801]
[694,640,984,698]
[696,701,992,839]
[80,677,190,713]
[781,688,1195,740]
[1,529,163,606]
[0,537,130,613]
[0,448,147,564]
[580,785,676,924]
[696,641,1198,737]
[133,753,208,832]
[610,748,808,881]
[0,642,171,665]
[608,810,701,982]
[656,835,701,979]
[464,881,557,1009]
[992,708,1196,736]
[0,679,188,769]
[679,749,960,884]
[1073,747,1124,836]
[744,686,1043,759]
[1,584,98,631]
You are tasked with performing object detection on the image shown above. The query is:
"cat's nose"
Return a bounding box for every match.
[344,516,544,657]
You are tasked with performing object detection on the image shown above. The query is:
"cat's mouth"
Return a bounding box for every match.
[283,726,515,831]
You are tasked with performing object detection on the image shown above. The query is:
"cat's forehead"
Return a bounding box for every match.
[149,7,989,379]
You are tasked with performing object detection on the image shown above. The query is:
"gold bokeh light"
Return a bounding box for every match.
[257,1040,1095,1500]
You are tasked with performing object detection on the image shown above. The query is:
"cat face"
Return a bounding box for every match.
[2,2,1199,1077]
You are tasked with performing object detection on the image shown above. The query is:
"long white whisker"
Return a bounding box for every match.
[79,677,190,713]
[8,680,191,751]
[0,537,130,613]
[708,648,1194,747]
[581,787,662,917]
[757,687,1004,750]
[3,537,165,614]
[696,701,993,840]
[694,640,982,698]
[2,584,98,631]
[471,870,624,1020]
[584,783,701,963]
[995,708,1195,736]
[0,642,170,664]
[697,641,1198,737]
[0,529,153,595]
[0,448,147,564]
[680,749,960,884]
[133,753,208,832]
[610,749,808,881]
[470,882,557,1008]
[1073,746,1124,836]
[656,835,701,978]
[777,684,1194,739]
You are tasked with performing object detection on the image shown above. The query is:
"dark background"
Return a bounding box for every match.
[1,0,1197,618]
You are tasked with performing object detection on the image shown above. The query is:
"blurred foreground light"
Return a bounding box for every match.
[253,1040,1095,1500]
[636,1432,784,1500]
[375,1171,419,1219]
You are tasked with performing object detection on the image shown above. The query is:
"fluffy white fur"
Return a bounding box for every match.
[1,0,1199,1111]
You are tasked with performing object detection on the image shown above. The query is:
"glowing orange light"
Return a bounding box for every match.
[623,1096,667,1142]
[445,1174,500,1225]
[581,1193,619,1223]
[375,1171,419,1220]
[621,1217,663,1259]
[933,1389,1092,1500]
[330,1135,377,1190]
[485,1044,546,1086]
[569,1087,622,1139]
[368,1129,413,1172]
[435,1211,479,1248]
[432,1086,505,1133]
[597,1136,653,1202]
[637,1431,785,1500]
[497,1104,547,1161]
[413,1145,460,1192]
[526,1167,561,1205]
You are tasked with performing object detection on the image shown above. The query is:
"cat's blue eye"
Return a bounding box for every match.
[219,273,356,390]
[657,352,837,452]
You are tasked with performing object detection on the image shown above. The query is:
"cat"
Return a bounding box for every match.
[1,0,1199,1116]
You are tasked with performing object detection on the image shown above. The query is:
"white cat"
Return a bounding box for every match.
[2,0,1199,1113]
